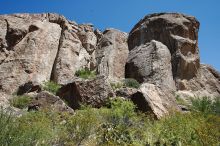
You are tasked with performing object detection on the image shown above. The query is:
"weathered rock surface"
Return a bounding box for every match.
[176,64,220,99]
[127,13,220,99]
[57,76,115,109]
[126,40,176,90]
[130,83,179,119]
[96,29,129,81]
[0,92,10,109]
[28,91,73,112]
[0,12,219,116]
[0,14,62,94]
[128,13,200,82]
[115,87,138,99]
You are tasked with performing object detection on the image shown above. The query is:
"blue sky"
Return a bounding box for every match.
[0,0,219,71]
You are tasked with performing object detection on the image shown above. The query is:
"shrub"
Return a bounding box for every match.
[0,110,60,146]
[175,95,187,106]
[123,78,140,89]
[195,114,220,146]
[1,97,220,146]
[190,96,220,115]
[64,107,101,145]
[10,95,32,109]
[110,79,140,90]
[110,82,124,90]
[42,81,61,95]
[154,112,202,146]
[75,68,96,79]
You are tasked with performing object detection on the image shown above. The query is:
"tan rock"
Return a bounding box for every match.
[126,40,176,90]
[96,29,129,81]
[0,14,61,94]
[130,83,179,119]
[128,13,200,82]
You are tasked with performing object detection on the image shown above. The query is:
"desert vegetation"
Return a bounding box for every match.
[75,69,96,79]
[1,97,220,146]
[111,78,140,90]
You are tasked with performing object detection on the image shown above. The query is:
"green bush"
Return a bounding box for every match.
[42,81,61,95]
[64,107,101,145]
[1,97,220,146]
[10,95,32,109]
[123,78,140,89]
[110,82,124,90]
[75,68,96,79]
[110,79,140,90]
[190,96,220,115]
[0,110,60,146]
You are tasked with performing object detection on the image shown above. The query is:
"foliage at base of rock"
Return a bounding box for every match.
[10,95,32,109]
[1,98,220,146]
[75,68,96,79]
[42,81,61,95]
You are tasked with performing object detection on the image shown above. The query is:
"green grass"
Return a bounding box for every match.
[75,68,96,79]
[123,78,140,89]
[10,95,32,109]
[42,81,61,95]
[190,96,220,115]
[110,78,140,90]
[110,82,124,90]
[1,97,220,146]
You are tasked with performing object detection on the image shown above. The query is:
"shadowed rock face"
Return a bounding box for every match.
[128,13,200,82]
[57,76,115,109]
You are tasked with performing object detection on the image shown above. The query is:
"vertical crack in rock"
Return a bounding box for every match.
[50,27,65,82]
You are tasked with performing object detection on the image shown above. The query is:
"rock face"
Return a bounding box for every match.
[28,91,73,112]
[130,83,179,119]
[128,13,200,83]
[0,12,219,117]
[0,14,61,94]
[96,29,129,81]
[127,13,220,99]
[115,87,138,99]
[57,76,115,109]
[126,40,176,90]
[176,64,220,98]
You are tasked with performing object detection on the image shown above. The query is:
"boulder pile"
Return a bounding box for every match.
[0,13,219,118]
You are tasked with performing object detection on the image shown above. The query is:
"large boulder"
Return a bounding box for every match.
[28,91,73,113]
[57,76,115,109]
[130,83,179,119]
[0,14,62,94]
[128,13,200,83]
[126,40,176,90]
[96,29,129,81]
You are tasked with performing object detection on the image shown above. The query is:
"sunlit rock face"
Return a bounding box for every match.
[128,13,200,82]
[0,13,62,94]
[96,28,129,81]
[0,12,219,118]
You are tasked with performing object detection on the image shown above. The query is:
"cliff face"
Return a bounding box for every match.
[0,13,219,118]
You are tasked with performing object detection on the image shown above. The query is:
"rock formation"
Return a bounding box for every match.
[0,12,219,118]
[28,91,73,112]
[128,13,200,82]
[127,13,219,98]
[126,40,176,90]
[57,76,115,109]
[96,29,129,81]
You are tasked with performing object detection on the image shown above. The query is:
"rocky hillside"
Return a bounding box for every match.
[0,13,219,118]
